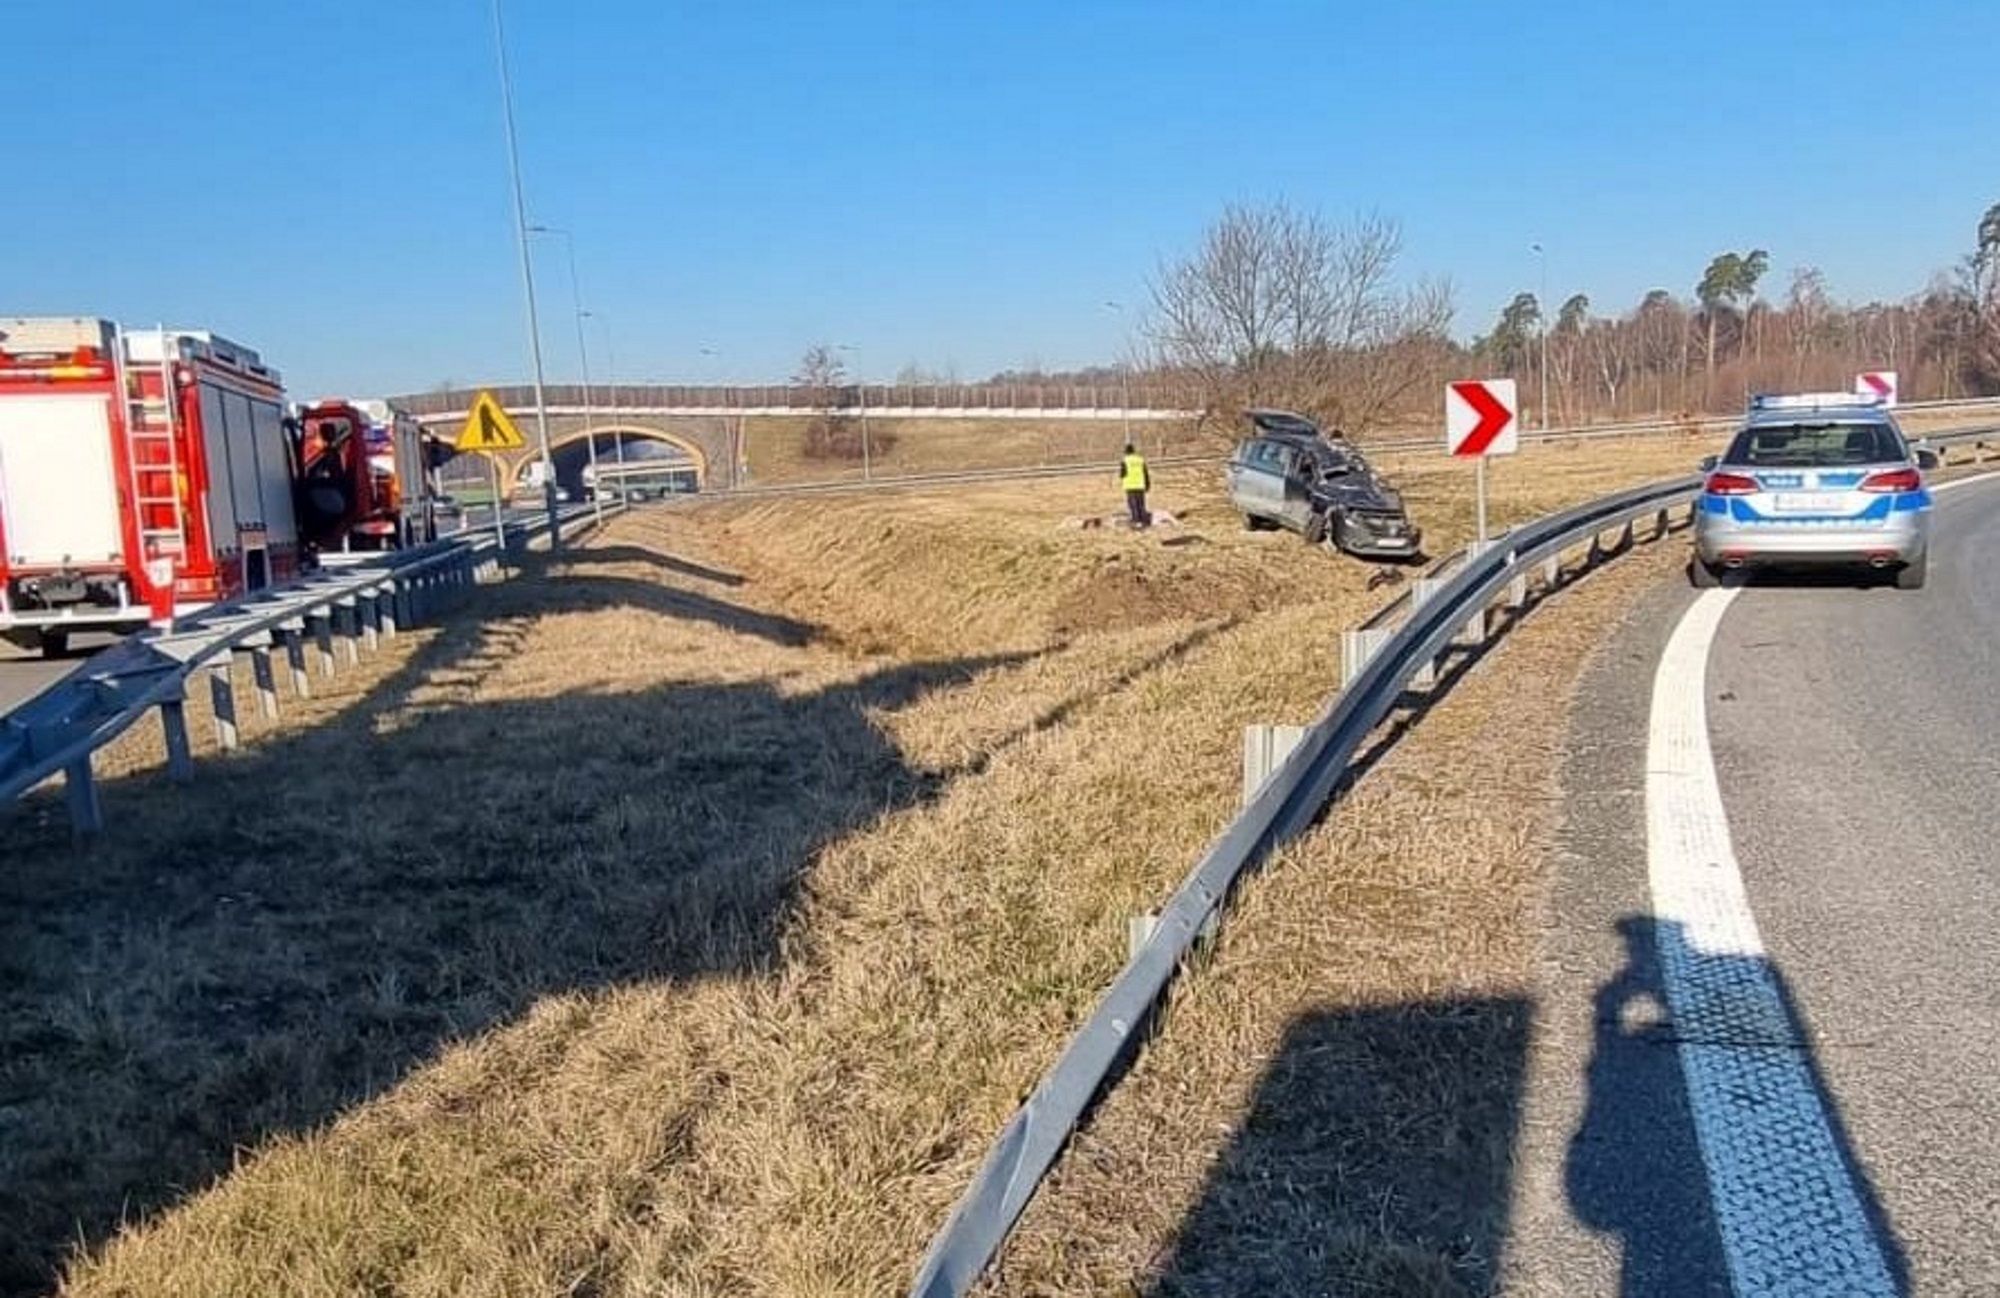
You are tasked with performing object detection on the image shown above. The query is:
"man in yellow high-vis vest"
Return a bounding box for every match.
[1119,442,1151,528]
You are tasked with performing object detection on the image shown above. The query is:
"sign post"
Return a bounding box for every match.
[1446,378,1519,543]
[454,390,529,564]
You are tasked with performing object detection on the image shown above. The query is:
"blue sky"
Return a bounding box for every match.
[6,1,1997,398]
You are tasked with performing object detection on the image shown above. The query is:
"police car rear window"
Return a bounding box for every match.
[1727,422,1902,467]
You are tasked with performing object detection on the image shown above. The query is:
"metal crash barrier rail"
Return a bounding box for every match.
[0,501,617,835]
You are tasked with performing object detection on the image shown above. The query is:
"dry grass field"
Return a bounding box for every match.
[737,415,1219,488]
[2,423,1981,1295]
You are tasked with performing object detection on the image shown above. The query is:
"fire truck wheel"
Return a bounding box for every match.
[40,630,70,659]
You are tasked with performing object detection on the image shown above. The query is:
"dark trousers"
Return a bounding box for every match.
[1125,489,1149,526]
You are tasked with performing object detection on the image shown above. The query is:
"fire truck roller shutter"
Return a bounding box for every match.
[221,389,263,536]
[198,382,238,550]
[251,397,298,546]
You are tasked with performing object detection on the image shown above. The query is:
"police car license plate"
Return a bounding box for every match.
[1772,492,1846,513]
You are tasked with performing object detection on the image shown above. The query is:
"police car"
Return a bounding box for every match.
[1692,393,1938,589]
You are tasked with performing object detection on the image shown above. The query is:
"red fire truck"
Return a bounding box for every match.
[0,317,301,655]
[293,398,436,552]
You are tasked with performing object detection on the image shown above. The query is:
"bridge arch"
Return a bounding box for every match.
[515,424,709,492]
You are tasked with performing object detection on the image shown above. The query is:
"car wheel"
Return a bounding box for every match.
[1241,513,1271,532]
[1689,557,1721,589]
[1894,554,1927,590]
[1302,511,1329,546]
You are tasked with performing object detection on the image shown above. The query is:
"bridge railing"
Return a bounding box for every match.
[398,383,1205,416]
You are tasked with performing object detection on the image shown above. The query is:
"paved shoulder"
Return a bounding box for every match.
[1504,571,1732,1297]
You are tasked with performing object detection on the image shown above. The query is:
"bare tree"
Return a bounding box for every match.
[1147,203,1453,435]
[1587,314,1635,415]
[1783,267,1833,385]
[793,344,866,462]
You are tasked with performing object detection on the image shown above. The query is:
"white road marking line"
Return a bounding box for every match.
[1933,469,2000,495]
[1646,589,1897,1297]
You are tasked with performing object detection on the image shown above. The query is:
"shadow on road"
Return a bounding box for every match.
[1150,996,1531,1297]
[1567,916,1909,1297]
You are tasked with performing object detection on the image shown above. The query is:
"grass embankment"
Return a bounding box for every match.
[0,427,1778,1295]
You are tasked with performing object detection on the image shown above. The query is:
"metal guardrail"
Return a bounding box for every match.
[0,502,618,835]
[907,423,2000,1296]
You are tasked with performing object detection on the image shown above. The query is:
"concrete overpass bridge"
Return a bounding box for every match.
[394,383,1202,493]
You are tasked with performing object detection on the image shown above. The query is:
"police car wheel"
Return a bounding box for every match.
[1689,558,1721,589]
[1894,555,1927,590]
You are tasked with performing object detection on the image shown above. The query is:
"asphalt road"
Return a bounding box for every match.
[1508,474,2000,1296]
[0,633,123,713]
[1702,476,2000,1293]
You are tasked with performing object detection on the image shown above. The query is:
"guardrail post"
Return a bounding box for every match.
[1503,548,1529,611]
[1408,577,1444,688]
[1126,912,1157,960]
[360,591,381,652]
[159,693,195,782]
[209,659,239,751]
[281,623,310,697]
[335,598,361,667]
[1242,724,1305,806]
[1540,552,1562,590]
[1340,626,1392,690]
[311,608,336,678]
[1125,908,1218,961]
[250,643,280,721]
[64,755,102,837]
[381,580,402,639]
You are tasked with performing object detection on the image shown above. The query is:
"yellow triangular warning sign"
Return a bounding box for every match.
[454,391,527,452]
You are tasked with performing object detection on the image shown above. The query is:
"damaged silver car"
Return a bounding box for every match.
[1224,410,1423,560]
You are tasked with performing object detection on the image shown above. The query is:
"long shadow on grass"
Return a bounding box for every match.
[1148,996,1531,1297]
[0,577,1009,1293]
[554,544,749,588]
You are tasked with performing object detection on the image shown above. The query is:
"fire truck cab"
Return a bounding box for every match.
[0,317,300,656]
[293,398,437,552]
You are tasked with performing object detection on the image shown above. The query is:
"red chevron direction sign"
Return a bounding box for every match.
[1446,378,1518,458]
[1855,370,1899,407]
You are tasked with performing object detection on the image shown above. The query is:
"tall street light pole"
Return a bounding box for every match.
[528,224,604,526]
[1531,242,1550,430]
[587,312,628,493]
[490,0,560,548]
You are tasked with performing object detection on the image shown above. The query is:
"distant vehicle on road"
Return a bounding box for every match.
[1224,410,1421,559]
[592,461,699,501]
[1693,393,1937,589]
